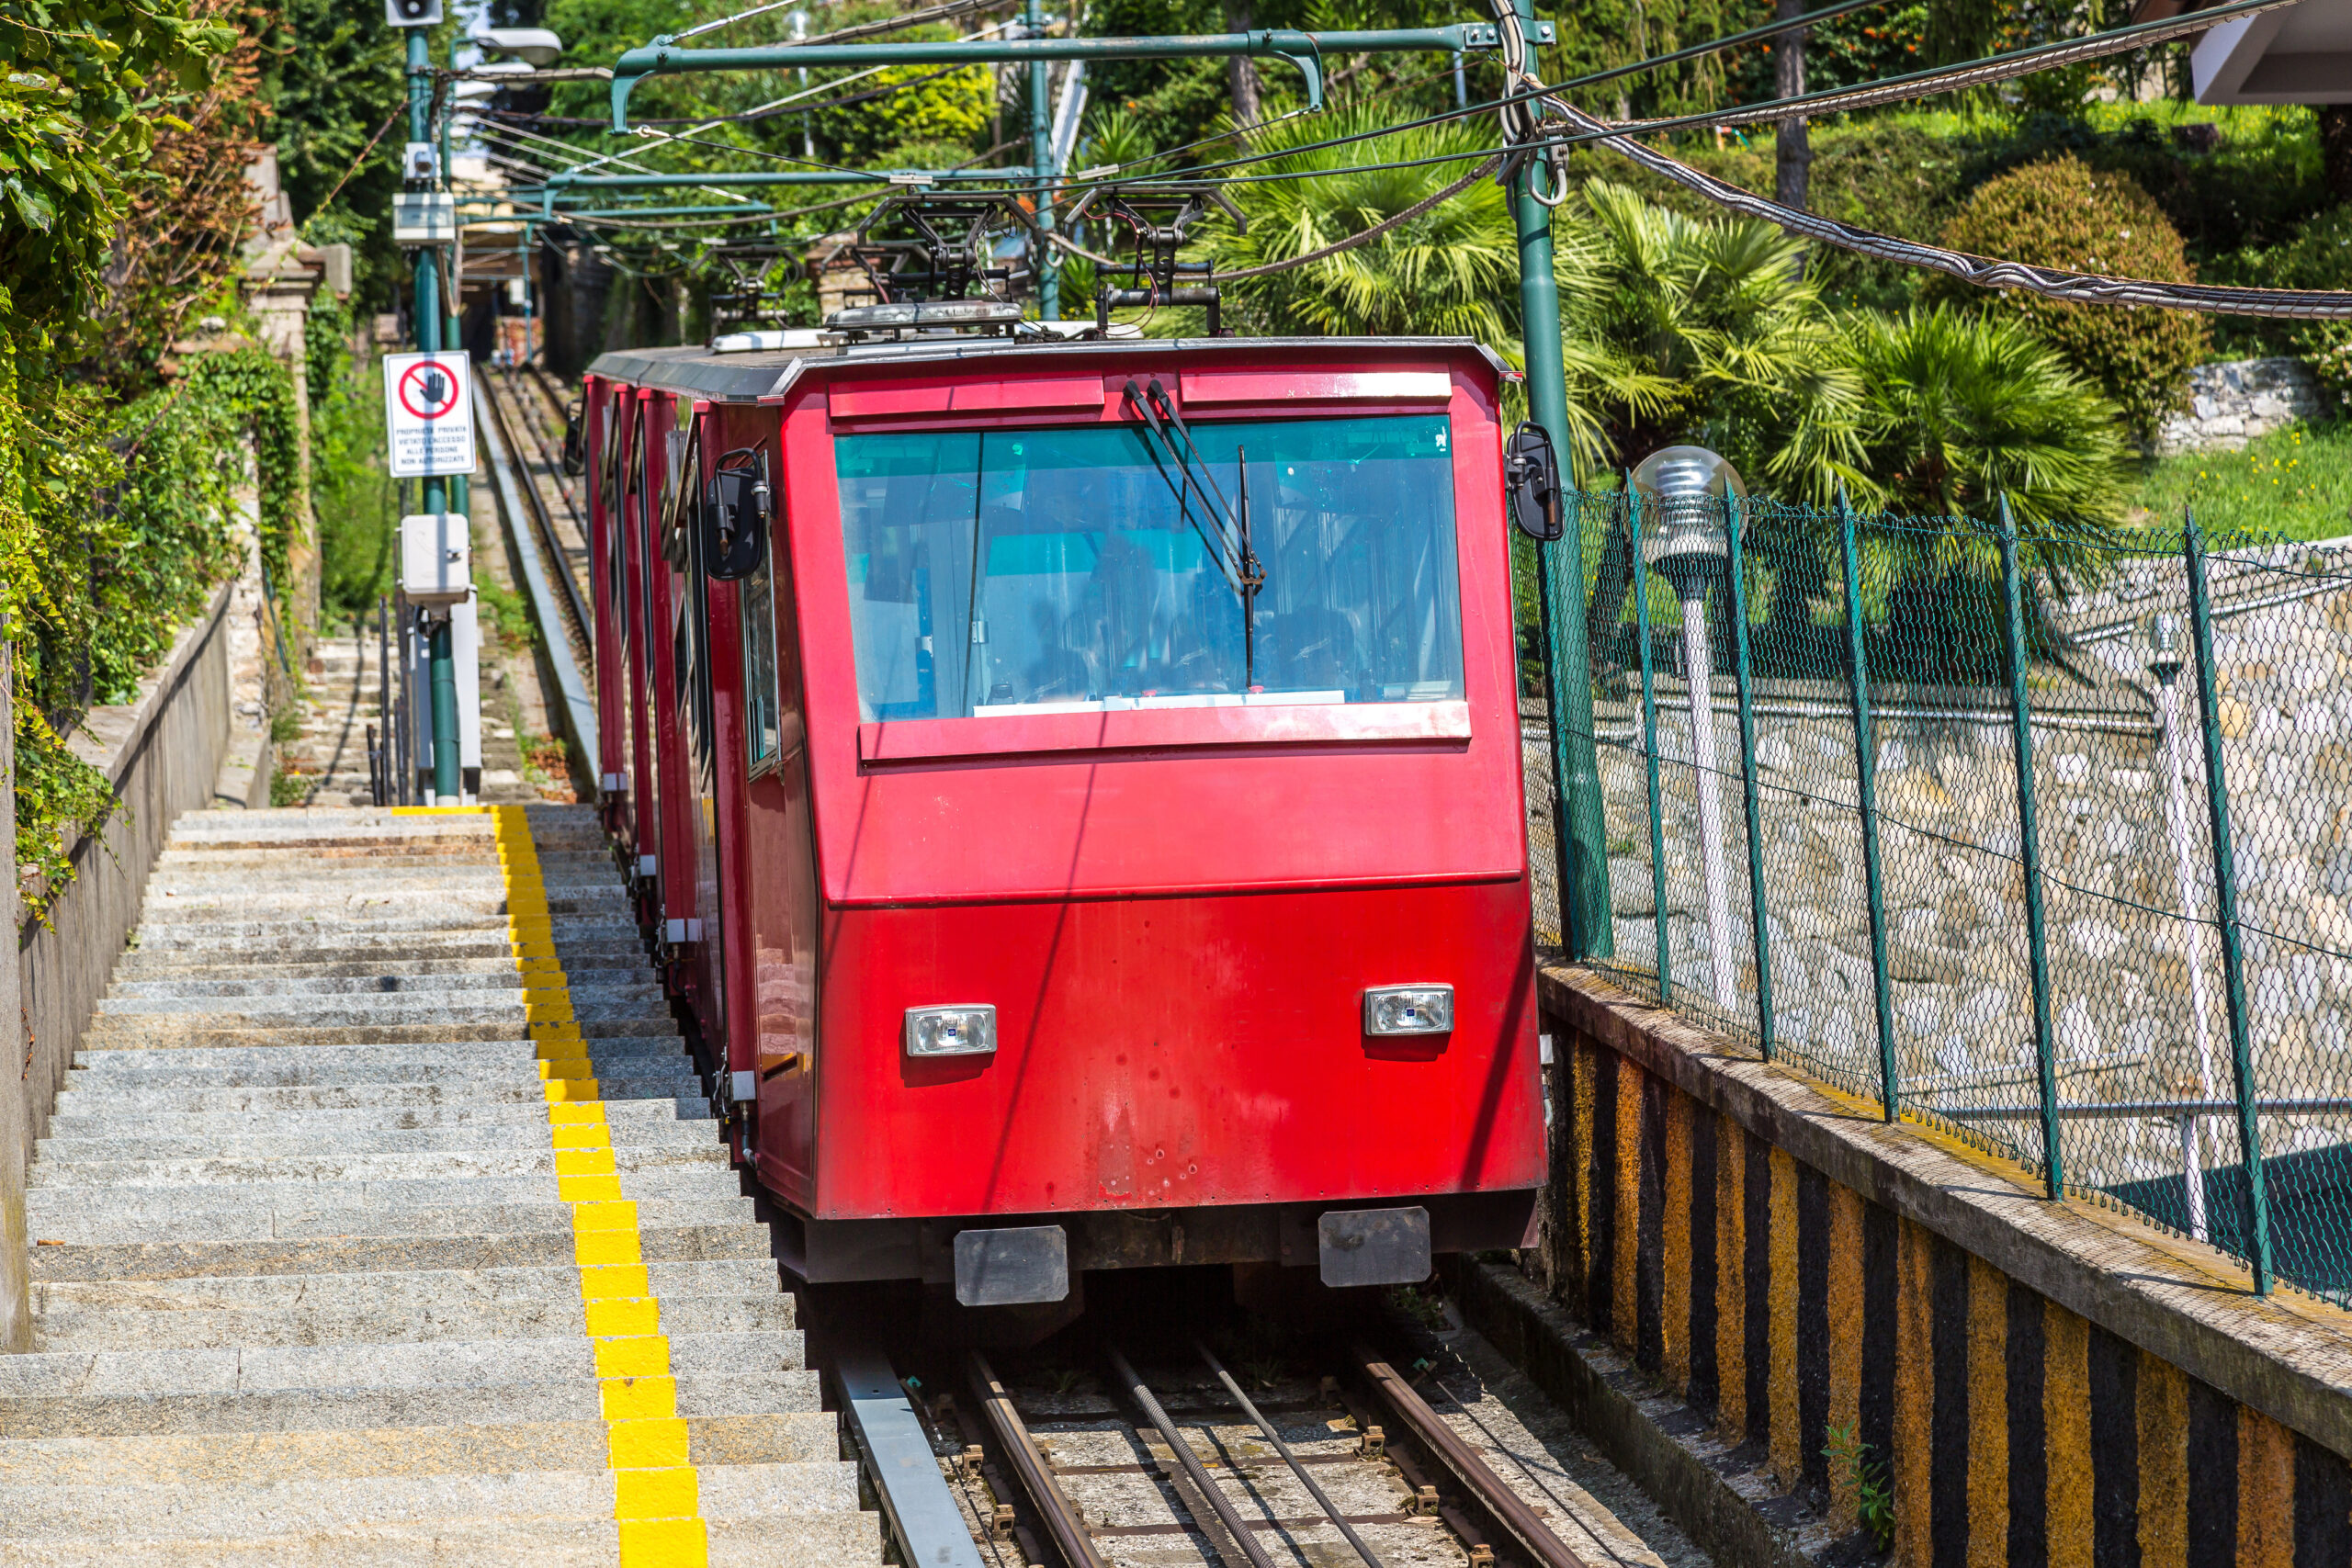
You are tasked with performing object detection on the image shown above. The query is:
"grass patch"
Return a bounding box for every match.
[2129,422,2352,543]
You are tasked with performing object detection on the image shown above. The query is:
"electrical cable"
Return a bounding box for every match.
[1044,153,1502,274]
[1550,0,2309,141]
[1565,100,2352,318]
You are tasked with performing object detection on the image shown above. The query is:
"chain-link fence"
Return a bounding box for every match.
[1525,487,2352,1304]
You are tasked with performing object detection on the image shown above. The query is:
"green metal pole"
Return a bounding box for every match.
[1629,487,1670,1003]
[2184,508,2272,1292]
[1027,0,1058,320]
[1725,495,1773,1058]
[409,28,459,805]
[1530,505,1575,952]
[1997,496,2063,1197]
[1510,0,1610,959]
[1838,490,1897,1119]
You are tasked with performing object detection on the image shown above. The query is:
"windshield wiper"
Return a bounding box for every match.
[1123,378,1240,592]
[1121,377,1267,688]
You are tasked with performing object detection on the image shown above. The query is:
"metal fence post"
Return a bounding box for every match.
[2183,509,2273,1292]
[1726,495,1773,1058]
[1996,498,2064,1197]
[1534,495,1583,954]
[1630,487,1672,1002]
[1838,491,1899,1120]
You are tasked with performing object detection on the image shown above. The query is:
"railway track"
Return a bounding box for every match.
[835,1300,1645,1568]
[475,366,600,776]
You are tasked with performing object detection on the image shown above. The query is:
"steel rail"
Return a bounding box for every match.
[967,1350,1114,1568]
[1106,1345,1282,1568]
[474,376,600,783]
[1194,1340,1384,1568]
[479,372,594,664]
[502,366,589,539]
[1351,1345,1589,1568]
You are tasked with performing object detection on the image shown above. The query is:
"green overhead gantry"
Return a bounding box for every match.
[586,4,1611,957]
[605,22,1553,129]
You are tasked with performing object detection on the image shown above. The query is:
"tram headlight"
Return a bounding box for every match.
[1363,985,1454,1036]
[905,1004,997,1057]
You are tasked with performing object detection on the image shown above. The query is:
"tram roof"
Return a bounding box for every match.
[585,334,1508,404]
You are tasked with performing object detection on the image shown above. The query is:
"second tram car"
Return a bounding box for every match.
[584,326,1544,1305]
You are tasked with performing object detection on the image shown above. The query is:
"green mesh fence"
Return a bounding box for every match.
[1526,487,2352,1304]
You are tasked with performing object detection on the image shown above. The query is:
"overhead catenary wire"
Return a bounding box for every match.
[1552,0,2309,142]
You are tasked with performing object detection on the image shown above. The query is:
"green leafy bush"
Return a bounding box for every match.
[1926,155,2210,439]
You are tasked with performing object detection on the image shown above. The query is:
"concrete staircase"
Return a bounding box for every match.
[6,804,878,1567]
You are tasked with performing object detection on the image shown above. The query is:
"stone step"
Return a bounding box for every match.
[0,1460,861,1537]
[32,1259,779,1313]
[0,1329,809,1399]
[0,1369,824,1437]
[103,974,663,1001]
[27,1223,774,1283]
[23,1194,752,1247]
[33,1294,797,1350]
[74,1018,680,1051]
[71,1038,689,1075]
[0,1506,878,1568]
[38,1115,719,1159]
[90,996,673,1026]
[0,1411,836,1484]
[116,951,650,979]
[26,1141,729,1190]
[51,1084,703,1117]
[42,1098,708,1139]
[59,1062,695,1100]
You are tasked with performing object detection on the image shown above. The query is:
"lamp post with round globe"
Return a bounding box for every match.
[1632,446,1746,1011]
[2149,611,2220,1240]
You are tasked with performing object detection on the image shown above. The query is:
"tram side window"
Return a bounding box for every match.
[741,547,782,770]
[834,416,1463,721]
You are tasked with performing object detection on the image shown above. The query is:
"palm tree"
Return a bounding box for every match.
[1193,104,1521,344]
[1840,305,2129,527]
[1558,181,1860,493]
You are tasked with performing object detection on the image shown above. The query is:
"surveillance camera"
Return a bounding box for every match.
[386,0,443,26]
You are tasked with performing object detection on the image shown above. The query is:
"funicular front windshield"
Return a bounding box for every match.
[835,415,1464,720]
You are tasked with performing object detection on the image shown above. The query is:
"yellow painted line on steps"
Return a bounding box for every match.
[404,805,708,1567]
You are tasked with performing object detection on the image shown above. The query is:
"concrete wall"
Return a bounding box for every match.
[0,583,234,1348]
[1522,964,2352,1566]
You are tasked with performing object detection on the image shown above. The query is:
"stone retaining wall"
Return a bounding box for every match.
[1527,965,2352,1566]
[2155,357,2326,454]
[0,583,234,1348]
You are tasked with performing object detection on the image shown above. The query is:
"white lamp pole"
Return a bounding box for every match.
[1634,446,1746,1012]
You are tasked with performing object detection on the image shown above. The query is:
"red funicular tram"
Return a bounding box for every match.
[582,258,1547,1309]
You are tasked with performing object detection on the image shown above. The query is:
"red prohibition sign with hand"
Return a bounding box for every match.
[398,360,460,422]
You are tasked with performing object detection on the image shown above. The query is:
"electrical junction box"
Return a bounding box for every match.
[404,592,482,800]
[391,192,456,246]
[401,513,471,605]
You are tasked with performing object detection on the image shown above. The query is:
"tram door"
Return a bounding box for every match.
[666,405,727,1054]
[623,398,662,903]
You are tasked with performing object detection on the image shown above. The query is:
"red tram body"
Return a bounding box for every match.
[582,333,1544,1302]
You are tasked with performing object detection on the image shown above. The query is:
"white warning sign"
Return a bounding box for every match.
[381,351,478,478]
